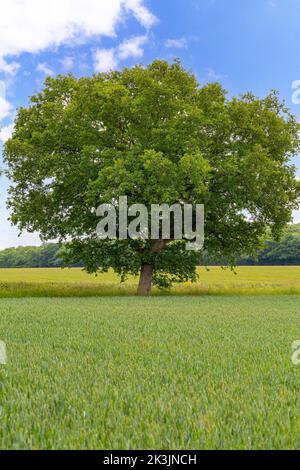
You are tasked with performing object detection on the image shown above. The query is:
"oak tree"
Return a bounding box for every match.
[4,60,300,295]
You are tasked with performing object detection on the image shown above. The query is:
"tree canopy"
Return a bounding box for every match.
[4,60,300,294]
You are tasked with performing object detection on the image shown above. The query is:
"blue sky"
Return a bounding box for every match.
[0,0,299,248]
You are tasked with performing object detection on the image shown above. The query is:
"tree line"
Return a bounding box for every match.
[0,244,82,268]
[0,224,299,268]
[238,224,300,266]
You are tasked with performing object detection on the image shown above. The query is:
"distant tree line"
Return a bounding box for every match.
[0,244,83,268]
[207,224,300,266]
[0,224,299,268]
[238,227,300,265]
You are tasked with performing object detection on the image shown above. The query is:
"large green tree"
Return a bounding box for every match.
[4,60,300,295]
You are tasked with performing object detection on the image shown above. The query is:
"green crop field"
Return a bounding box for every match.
[1,295,300,449]
[1,267,300,449]
[0,266,299,297]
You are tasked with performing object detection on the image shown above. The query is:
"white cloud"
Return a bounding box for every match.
[206,68,227,81]
[0,122,14,143]
[0,57,20,75]
[94,34,148,72]
[0,96,12,121]
[124,0,158,29]
[59,56,74,71]
[118,35,147,60]
[0,80,6,99]
[0,80,13,123]
[165,37,187,49]
[37,62,55,76]
[94,48,118,73]
[0,0,157,73]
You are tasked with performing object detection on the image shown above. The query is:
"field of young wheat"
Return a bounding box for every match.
[1,295,300,449]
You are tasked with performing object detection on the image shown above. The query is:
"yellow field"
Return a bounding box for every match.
[0,265,299,284]
[0,266,299,296]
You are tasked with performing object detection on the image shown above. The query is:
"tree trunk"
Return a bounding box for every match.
[137,264,153,296]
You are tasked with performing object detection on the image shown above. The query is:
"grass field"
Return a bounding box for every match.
[1,295,300,449]
[0,266,299,297]
[1,267,300,449]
